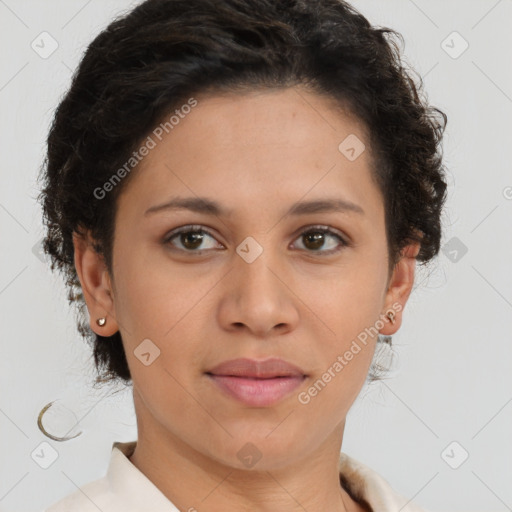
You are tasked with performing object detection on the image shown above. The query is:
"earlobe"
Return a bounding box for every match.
[379,241,421,335]
[72,231,119,336]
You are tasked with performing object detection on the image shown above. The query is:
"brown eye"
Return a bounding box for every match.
[164,225,222,253]
[303,232,325,250]
[293,227,348,254]
[179,231,204,250]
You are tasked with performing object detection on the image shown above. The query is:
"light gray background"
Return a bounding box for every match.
[1,1,511,511]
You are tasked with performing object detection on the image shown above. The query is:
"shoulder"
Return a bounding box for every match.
[44,441,131,512]
[44,477,115,512]
[339,452,430,512]
[43,440,177,512]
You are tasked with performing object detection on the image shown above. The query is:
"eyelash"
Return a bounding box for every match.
[163,224,350,256]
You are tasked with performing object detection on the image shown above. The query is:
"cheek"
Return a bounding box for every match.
[298,280,380,417]
[111,254,211,388]
[299,262,386,341]
[111,244,198,338]
[296,261,384,392]
[296,346,374,441]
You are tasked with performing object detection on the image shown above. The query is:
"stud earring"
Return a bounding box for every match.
[387,311,396,325]
[96,317,106,326]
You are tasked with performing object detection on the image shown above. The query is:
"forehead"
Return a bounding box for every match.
[162,87,367,159]
[116,87,383,224]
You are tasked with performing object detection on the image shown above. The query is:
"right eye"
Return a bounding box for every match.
[163,225,224,253]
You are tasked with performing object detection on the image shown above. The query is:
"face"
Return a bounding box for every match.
[75,86,418,471]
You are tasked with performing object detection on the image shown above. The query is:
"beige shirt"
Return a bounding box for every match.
[44,441,428,511]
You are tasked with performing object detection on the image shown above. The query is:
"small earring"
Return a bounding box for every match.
[387,311,396,325]
[96,317,106,326]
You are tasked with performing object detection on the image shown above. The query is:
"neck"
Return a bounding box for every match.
[129,426,368,512]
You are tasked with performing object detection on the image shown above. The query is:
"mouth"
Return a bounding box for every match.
[205,373,304,380]
[204,357,308,407]
[206,357,307,379]
[205,373,306,407]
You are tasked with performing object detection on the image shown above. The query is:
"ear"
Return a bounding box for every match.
[73,230,119,336]
[379,240,421,335]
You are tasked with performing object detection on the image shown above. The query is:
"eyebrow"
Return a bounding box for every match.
[144,196,365,217]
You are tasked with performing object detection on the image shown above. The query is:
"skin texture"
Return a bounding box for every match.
[73,86,420,512]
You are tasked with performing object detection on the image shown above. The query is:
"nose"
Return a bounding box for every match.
[217,247,300,338]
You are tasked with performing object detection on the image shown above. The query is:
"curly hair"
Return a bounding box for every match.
[37,0,447,388]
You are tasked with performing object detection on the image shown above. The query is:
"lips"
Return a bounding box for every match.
[205,358,307,407]
[206,357,307,379]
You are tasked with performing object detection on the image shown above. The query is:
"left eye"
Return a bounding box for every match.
[292,226,348,253]
[163,225,348,254]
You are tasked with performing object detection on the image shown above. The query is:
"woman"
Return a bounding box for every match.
[38,0,447,510]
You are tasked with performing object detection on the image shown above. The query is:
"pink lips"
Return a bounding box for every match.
[206,357,307,407]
